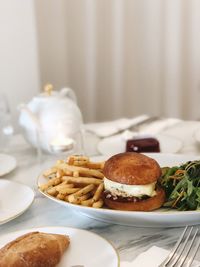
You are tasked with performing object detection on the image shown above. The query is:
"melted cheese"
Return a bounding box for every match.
[104,177,156,198]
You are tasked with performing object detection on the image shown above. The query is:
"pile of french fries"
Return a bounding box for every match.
[39,155,105,208]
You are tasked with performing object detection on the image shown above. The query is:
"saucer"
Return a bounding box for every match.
[0,153,17,176]
[0,179,34,224]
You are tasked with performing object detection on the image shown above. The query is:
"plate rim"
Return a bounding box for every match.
[0,179,35,224]
[0,226,120,267]
[0,153,17,177]
[37,174,200,216]
[38,187,200,216]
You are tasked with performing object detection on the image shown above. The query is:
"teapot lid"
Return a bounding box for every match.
[43,83,54,96]
[33,84,61,102]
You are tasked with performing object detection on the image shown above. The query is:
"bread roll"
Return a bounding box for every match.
[0,231,70,267]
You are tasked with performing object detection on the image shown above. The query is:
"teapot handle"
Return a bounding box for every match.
[60,88,77,103]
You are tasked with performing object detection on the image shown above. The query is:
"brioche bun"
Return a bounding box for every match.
[103,152,161,185]
[103,152,165,211]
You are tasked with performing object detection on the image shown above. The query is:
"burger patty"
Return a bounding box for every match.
[103,190,150,203]
[103,186,166,211]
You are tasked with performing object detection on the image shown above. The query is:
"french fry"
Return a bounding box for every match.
[69,164,103,178]
[54,182,73,190]
[80,168,104,179]
[39,177,62,191]
[58,187,80,195]
[67,184,94,203]
[86,162,105,170]
[67,154,105,170]
[68,192,91,204]
[61,176,102,185]
[56,163,104,179]
[73,184,95,197]
[75,193,91,203]
[92,183,104,202]
[56,193,66,200]
[68,155,89,166]
[56,169,65,178]
[92,199,104,208]
[40,154,106,209]
[46,187,57,196]
[73,170,79,177]
[81,198,94,207]
[43,167,58,177]
[63,169,73,176]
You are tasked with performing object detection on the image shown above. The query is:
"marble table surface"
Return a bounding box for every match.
[1,119,200,264]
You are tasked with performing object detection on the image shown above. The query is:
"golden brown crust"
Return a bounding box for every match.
[0,231,70,267]
[104,187,165,211]
[103,152,161,185]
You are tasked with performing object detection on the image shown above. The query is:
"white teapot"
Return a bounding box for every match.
[18,84,83,153]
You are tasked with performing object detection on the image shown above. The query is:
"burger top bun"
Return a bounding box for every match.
[103,152,161,185]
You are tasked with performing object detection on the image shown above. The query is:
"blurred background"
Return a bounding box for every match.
[1,0,200,130]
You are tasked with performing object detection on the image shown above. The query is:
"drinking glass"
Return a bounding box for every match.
[0,93,14,152]
[35,126,85,166]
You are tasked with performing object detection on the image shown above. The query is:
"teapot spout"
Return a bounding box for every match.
[18,104,40,129]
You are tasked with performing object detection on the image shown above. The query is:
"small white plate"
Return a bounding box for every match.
[0,153,17,176]
[0,226,119,267]
[97,133,183,157]
[0,180,34,224]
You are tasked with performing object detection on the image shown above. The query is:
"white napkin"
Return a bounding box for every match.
[84,115,150,137]
[84,116,181,138]
[139,118,181,135]
[121,246,200,267]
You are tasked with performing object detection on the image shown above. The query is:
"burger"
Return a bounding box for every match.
[102,152,165,211]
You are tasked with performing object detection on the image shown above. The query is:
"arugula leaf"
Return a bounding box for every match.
[160,160,200,210]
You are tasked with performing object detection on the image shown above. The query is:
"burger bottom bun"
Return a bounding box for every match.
[103,187,165,211]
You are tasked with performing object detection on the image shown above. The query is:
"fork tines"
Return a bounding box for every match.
[159,225,200,267]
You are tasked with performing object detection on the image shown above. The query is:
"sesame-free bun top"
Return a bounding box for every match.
[103,152,161,185]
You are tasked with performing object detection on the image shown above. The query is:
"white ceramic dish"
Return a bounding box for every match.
[0,180,34,225]
[0,226,119,267]
[38,153,200,228]
[0,153,17,176]
[97,133,183,157]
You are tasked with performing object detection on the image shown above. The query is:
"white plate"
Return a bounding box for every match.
[0,153,17,176]
[97,133,183,157]
[0,226,119,267]
[0,180,34,224]
[38,153,200,228]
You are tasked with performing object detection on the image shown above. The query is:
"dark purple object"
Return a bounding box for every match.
[126,137,160,153]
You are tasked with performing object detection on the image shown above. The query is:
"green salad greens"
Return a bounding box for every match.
[160,160,200,211]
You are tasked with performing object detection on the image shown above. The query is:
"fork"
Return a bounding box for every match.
[159,226,200,267]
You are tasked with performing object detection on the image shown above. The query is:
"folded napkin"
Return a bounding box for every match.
[84,115,150,137]
[121,246,199,267]
[140,118,181,135]
[84,115,181,138]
